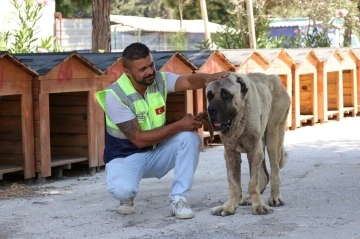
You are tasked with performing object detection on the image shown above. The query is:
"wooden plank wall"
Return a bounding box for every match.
[49,92,89,159]
[343,70,353,107]
[0,95,23,166]
[327,72,339,111]
[166,92,188,124]
[299,74,313,115]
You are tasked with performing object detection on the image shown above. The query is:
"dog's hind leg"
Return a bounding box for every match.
[248,140,273,215]
[211,147,242,216]
[266,107,289,207]
[259,137,269,193]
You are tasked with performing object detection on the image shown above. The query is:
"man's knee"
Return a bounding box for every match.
[107,182,137,201]
[177,131,202,146]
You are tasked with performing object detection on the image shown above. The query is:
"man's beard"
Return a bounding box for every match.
[136,72,155,86]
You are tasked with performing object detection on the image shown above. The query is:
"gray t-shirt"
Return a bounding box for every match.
[105,72,179,124]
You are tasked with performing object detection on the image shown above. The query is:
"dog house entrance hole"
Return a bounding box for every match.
[49,92,89,167]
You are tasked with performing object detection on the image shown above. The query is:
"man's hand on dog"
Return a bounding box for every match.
[205,71,230,86]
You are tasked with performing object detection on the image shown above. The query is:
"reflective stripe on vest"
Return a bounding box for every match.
[96,71,167,140]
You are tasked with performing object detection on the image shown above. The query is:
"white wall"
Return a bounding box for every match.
[55,18,92,51]
[0,0,55,46]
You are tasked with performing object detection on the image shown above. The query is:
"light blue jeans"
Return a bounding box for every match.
[105,131,202,201]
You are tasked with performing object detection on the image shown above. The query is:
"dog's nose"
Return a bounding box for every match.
[208,105,217,114]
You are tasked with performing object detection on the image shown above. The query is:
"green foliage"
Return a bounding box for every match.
[195,39,213,50]
[1,0,62,53]
[302,27,332,48]
[164,0,236,25]
[0,32,11,51]
[169,30,188,50]
[56,0,92,18]
[112,0,172,19]
[212,26,245,49]
[256,31,286,49]
[272,0,360,46]
[38,36,65,52]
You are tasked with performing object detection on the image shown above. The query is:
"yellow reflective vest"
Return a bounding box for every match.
[95,71,167,163]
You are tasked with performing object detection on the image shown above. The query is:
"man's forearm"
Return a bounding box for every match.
[186,73,209,89]
[175,71,229,92]
[132,122,182,148]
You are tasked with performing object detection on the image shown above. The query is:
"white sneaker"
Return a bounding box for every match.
[171,196,194,219]
[117,198,135,215]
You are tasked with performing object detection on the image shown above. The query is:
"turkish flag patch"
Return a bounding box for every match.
[155,106,165,115]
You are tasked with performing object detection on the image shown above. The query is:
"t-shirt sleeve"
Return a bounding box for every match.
[105,92,136,124]
[164,72,180,93]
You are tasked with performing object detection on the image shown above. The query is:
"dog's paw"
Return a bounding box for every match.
[210,205,236,216]
[269,196,284,207]
[239,196,252,206]
[252,204,273,215]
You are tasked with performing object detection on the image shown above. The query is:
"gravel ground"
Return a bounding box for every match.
[1,117,360,239]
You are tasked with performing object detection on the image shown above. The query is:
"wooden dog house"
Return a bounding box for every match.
[338,48,358,117]
[219,49,269,73]
[286,49,320,129]
[313,48,344,123]
[80,53,123,167]
[258,49,294,129]
[350,48,360,114]
[15,52,102,179]
[0,52,38,180]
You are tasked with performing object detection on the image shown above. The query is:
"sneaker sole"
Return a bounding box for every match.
[175,213,194,219]
[117,209,135,215]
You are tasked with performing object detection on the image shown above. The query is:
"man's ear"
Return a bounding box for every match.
[124,68,130,75]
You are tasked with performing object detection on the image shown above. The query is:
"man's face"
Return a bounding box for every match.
[125,54,155,86]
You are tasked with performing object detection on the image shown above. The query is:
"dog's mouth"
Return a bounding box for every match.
[211,119,232,132]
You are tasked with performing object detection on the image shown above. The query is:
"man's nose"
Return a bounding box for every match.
[146,66,154,75]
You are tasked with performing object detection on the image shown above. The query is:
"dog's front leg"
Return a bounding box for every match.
[248,141,273,215]
[210,147,241,216]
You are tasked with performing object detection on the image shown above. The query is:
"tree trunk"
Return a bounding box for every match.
[199,0,211,43]
[92,0,111,52]
[237,3,249,48]
[246,0,256,49]
[179,2,183,30]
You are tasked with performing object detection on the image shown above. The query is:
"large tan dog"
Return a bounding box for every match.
[206,72,291,216]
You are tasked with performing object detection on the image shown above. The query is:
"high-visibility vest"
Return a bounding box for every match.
[96,71,167,158]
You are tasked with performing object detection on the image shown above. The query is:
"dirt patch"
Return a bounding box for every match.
[0,182,73,200]
[0,182,37,199]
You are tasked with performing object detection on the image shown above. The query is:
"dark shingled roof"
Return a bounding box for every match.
[311,48,343,62]
[151,51,177,70]
[219,49,257,66]
[177,50,215,68]
[151,51,197,71]
[13,51,102,75]
[285,49,320,64]
[256,49,283,62]
[79,52,122,72]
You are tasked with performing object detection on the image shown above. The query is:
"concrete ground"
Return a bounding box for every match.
[1,117,360,239]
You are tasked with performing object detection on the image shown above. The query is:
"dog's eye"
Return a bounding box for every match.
[221,89,232,100]
[207,91,214,101]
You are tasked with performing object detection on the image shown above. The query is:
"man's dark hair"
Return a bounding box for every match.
[122,42,150,69]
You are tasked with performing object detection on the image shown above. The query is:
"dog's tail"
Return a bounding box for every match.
[279,147,288,169]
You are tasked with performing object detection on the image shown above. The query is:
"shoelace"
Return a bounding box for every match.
[120,199,134,206]
[173,200,190,211]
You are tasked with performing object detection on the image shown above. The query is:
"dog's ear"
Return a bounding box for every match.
[236,76,248,95]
